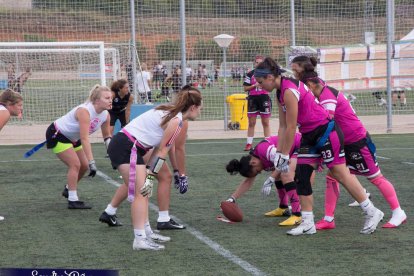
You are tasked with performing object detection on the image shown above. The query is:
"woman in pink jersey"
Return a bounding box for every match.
[106,85,202,251]
[254,57,384,236]
[0,89,23,221]
[242,55,272,151]
[225,134,302,226]
[297,62,407,230]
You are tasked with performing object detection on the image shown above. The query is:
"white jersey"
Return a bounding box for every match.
[122,109,182,148]
[136,70,151,93]
[55,102,108,142]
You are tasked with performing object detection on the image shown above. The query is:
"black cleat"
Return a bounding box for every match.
[62,186,69,198]
[99,211,122,226]
[68,200,92,209]
[157,218,186,230]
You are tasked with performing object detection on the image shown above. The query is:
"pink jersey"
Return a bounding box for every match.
[243,70,269,96]
[319,86,366,144]
[278,77,330,133]
[252,133,302,171]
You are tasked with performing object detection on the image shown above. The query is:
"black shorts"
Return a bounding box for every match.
[247,94,272,116]
[107,132,147,169]
[45,123,81,149]
[109,111,127,127]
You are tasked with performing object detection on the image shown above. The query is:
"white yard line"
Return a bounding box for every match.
[96,170,266,276]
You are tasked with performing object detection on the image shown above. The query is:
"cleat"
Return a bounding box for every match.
[244,144,252,151]
[286,221,316,236]
[0,215,4,221]
[382,210,407,228]
[62,186,69,198]
[157,218,186,230]
[133,238,165,251]
[360,208,384,234]
[315,218,336,230]
[265,207,291,217]
[149,231,171,242]
[349,190,370,207]
[99,211,123,226]
[279,215,302,226]
[68,200,92,209]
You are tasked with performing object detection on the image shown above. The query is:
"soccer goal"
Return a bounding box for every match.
[0,41,120,124]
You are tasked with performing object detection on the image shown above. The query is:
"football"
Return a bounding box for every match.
[220,201,243,222]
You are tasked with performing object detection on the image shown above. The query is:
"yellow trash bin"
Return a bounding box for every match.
[226,93,248,130]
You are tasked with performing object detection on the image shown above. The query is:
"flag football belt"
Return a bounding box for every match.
[309,120,335,154]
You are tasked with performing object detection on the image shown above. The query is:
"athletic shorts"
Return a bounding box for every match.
[297,122,345,169]
[107,132,147,169]
[344,134,380,179]
[247,94,272,118]
[109,110,127,127]
[45,123,82,154]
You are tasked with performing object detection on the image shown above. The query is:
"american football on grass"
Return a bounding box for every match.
[220,201,243,222]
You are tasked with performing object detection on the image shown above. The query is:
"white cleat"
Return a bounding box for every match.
[382,210,407,228]
[0,216,4,221]
[349,190,371,207]
[133,238,165,251]
[360,208,384,234]
[286,221,316,236]
[149,231,171,243]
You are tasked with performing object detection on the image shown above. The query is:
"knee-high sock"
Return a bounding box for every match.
[284,181,301,215]
[325,175,340,217]
[275,180,288,208]
[370,175,400,210]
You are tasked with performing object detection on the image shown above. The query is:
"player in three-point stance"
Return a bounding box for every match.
[294,56,407,230]
[45,85,112,209]
[254,57,384,235]
[0,89,23,221]
[225,133,303,226]
[105,85,202,251]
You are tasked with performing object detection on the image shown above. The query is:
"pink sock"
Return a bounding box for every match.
[284,182,301,215]
[370,175,400,210]
[325,175,340,217]
[275,181,288,208]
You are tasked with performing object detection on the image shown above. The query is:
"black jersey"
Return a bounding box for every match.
[111,91,130,113]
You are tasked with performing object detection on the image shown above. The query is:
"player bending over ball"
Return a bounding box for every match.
[225,134,303,226]
[254,57,384,235]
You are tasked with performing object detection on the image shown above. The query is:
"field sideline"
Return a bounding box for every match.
[0,135,413,275]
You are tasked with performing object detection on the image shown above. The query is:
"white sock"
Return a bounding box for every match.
[105,204,117,216]
[301,211,314,224]
[144,221,153,235]
[134,229,146,239]
[247,137,254,144]
[158,211,170,222]
[360,198,375,215]
[68,190,79,202]
[392,207,403,215]
[324,216,334,222]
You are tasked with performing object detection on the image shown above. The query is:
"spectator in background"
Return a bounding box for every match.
[200,64,208,89]
[7,64,32,93]
[185,64,193,85]
[125,62,134,93]
[152,62,162,90]
[392,89,407,107]
[136,63,152,104]
[242,55,271,151]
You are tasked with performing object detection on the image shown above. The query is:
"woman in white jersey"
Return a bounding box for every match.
[45,85,112,209]
[106,85,202,251]
[0,89,23,221]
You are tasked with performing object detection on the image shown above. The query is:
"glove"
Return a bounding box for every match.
[226,196,236,203]
[173,169,180,189]
[141,173,155,197]
[88,160,97,177]
[178,175,188,194]
[274,152,290,173]
[261,176,275,197]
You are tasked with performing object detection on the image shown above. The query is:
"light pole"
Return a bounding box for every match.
[214,34,234,131]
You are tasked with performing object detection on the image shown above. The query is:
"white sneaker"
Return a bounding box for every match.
[286,221,316,236]
[360,208,384,234]
[132,238,165,251]
[149,231,171,243]
[0,216,4,221]
[349,190,371,207]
